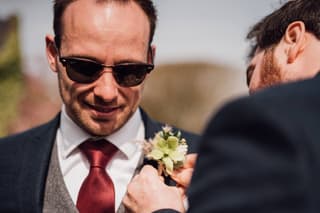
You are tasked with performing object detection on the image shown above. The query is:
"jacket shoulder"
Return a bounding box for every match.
[0,115,60,148]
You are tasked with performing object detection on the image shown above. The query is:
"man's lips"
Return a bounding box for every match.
[92,105,119,112]
[85,103,122,117]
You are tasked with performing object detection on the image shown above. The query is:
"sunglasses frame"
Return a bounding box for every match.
[54,39,155,87]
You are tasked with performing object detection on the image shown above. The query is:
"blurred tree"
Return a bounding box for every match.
[0,15,23,137]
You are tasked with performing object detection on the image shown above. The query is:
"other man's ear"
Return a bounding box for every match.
[284,21,306,63]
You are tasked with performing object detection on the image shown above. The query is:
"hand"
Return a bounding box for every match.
[123,165,185,213]
[171,154,197,190]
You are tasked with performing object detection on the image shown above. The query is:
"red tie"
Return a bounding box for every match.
[77,139,118,213]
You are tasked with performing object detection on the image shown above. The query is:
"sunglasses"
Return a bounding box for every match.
[58,56,154,87]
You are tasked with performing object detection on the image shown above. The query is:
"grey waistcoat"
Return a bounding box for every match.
[43,142,143,213]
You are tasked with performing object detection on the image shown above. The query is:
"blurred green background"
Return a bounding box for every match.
[0,16,23,136]
[0,16,60,137]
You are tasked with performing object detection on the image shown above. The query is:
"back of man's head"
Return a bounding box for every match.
[247,0,320,52]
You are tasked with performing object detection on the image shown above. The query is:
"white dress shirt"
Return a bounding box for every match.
[56,105,145,210]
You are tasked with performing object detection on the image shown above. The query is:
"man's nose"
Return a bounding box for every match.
[93,71,119,102]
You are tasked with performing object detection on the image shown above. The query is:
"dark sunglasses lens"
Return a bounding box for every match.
[64,59,101,83]
[113,64,152,87]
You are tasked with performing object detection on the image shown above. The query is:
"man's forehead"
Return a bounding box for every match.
[61,0,150,39]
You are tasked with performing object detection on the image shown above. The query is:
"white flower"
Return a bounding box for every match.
[144,125,188,176]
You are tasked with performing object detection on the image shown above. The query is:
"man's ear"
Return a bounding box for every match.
[284,21,306,63]
[149,44,156,64]
[45,34,59,73]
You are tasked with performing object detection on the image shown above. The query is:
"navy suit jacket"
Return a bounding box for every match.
[157,74,320,213]
[0,109,199,212]
[188,75,320,213]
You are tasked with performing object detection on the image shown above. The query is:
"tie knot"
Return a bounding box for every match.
[79,139,118,169]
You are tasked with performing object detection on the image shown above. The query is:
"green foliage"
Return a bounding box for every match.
[0,16,23,137]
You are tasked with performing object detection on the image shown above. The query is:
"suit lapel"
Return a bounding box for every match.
[139,109,176,185]
[140,108,163,139]
[18,114,60,212]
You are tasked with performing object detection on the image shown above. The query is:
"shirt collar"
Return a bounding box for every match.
[59,105,145,159]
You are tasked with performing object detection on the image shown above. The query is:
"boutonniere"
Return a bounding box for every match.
[143,125,188,176]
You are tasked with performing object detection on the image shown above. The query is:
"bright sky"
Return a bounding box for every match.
[0,0,282,76]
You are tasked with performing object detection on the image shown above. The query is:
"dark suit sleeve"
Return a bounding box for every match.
[187,98,306,213]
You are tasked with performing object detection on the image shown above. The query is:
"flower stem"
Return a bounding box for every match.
[157,161,163,176]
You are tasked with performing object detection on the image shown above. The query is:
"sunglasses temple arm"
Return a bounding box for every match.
[148,46,154,65]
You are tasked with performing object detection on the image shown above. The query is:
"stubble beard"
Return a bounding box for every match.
[259,46,283,90]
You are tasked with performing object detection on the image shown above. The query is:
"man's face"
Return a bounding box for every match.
[247,47,282,94]
[51,0,152,136]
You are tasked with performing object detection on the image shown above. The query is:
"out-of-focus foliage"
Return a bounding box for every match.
[0,16,23,137]
[6,75,61,135]
[141,62,247,134]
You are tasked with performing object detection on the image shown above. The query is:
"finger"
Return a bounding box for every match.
[171,168,194,188]
[159,175,164,182]
[172,154,197,172]
[122,194,135,213]
[131,173,139,182]
[139,165,165,184]
[177,185,186,196]
[184,154,197,168]
[139,165,159,178]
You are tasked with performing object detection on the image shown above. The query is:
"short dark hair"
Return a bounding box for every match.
[53,0,157,48]
[246,0,320,59]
